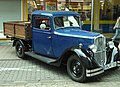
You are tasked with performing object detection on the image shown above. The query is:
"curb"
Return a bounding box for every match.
[0,38,10,40]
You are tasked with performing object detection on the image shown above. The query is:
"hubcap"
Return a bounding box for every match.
[16,43,23,56]
[18,45,22,54]
[70,60,82,77]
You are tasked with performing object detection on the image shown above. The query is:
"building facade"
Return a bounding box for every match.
[0,0,120,38]
[27,0,120,33]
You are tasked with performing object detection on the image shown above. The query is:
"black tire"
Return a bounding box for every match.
[67,55,86,82]
[15,41,25,58]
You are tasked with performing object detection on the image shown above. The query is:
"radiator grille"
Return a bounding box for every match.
[94,36,106,67]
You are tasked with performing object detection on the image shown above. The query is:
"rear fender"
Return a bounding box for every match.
[13,39,18,47]
[13,40,25,50]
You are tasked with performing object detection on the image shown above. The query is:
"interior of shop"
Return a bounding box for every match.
[27,0,120,33]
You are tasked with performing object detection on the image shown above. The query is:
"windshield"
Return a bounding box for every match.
[54,16,81,29]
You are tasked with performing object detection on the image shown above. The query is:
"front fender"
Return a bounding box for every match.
[73,49,87,58]
[72,48,93,68]
[106,41,120,63]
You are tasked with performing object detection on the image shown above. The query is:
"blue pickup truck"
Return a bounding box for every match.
[4,10,120,82]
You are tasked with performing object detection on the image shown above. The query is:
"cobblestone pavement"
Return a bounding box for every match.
[0,40,120,87]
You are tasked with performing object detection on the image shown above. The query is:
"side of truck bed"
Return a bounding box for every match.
[3,21,32,40]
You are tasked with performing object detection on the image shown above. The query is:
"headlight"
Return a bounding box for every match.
[79,43,83,48]
[118,43,120,50]
[108,41,114,48]
[89,44,97,53]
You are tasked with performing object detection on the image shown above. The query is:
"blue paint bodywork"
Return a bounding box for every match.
[32,10,101,59]
[53,28,100,58]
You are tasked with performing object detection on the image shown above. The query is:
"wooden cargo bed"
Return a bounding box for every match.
[3,21,32,40]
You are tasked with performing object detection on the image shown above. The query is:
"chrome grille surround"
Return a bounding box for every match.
[93,35,106,67]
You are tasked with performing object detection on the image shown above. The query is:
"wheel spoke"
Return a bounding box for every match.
[16,41,25,58]
[67,55,86,82]
[71,60,82,77]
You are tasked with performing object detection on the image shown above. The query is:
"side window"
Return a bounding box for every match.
[54,17,63,29]
[34,16,50,30]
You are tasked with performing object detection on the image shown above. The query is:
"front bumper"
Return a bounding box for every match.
[117,61,120,66]
[86,67,104,77]
[86,61,120,77]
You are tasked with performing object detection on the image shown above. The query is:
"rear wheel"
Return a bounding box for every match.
[15,41,25,58]
[67,55,86,82]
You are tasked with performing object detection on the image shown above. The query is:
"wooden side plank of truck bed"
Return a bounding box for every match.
[3,21,32,40]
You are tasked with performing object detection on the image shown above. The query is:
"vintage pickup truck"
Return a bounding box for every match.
[3,10,120,82]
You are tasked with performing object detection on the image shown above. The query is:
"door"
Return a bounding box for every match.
[32,15,54,57]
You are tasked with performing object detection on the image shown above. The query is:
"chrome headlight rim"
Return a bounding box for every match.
[89,44,97,53]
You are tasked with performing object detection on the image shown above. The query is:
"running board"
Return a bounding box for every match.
[25,52,57,64]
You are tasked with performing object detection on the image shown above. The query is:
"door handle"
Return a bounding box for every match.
[47,36,51,39]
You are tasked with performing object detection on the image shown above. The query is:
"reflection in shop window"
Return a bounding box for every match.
[100,0,120,20]
[69,0,92,21]
[46,0,57,11]
[57,0,92,21]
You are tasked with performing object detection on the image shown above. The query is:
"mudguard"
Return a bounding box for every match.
[106,41,120,64]
[73,49,87,58]
[105,41,120,69]
[72,48,94,68]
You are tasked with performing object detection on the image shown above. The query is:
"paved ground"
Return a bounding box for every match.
[0,40,120,87]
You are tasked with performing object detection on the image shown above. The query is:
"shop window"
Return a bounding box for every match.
[69,0,92,21]
[27,0,45,10]
[99,0,120,33]
[57,0,66,10]
[46,0,57,10]
[100,0,120,20]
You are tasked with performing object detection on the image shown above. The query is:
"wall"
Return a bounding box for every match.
[0,0,21,38]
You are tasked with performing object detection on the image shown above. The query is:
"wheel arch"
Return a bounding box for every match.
[13,39,18,47]
[60,50,77,65]
[60,48,91,68]
[13,39,30,51]
[13,39,25,47]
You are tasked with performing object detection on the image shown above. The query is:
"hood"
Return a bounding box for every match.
[54,27,101,39]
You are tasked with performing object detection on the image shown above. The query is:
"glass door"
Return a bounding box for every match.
[99,0,120,33]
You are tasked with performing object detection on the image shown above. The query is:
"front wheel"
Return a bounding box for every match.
[15,41,25,58]
[67,55,86,82]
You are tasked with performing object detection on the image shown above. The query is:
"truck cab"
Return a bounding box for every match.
[4,10,120,82]
[32,11,83,58]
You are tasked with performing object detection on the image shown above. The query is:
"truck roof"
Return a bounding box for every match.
[32,10,80,17]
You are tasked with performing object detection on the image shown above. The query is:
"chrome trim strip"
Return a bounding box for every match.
[86,67,103,73]
[86,69,104,77]
[86,68,104,77]
[105,62,117,70]
[117,61,120,66]
[86,61,120,77]
[94,50,106,53]
[54,31,96,39]
[94,34,105,40]
[117,61,120,63]
[117,64,120,67]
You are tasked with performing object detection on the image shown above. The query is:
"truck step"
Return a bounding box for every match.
[25,52,57,64]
